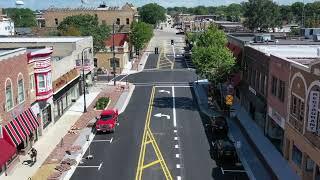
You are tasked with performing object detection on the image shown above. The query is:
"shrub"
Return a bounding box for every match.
[95,97,110,110]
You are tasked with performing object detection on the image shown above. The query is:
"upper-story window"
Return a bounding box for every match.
[126,18,130,25]
[290,94,305,121]
[55,18,59,25]
[29,74,35,91]
[5,78,14,111]
[17,74,25,103]
[116,18,120,25]
[38,74,46,89]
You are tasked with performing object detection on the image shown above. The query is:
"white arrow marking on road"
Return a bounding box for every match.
[158,90,171,94]
[154,113,171,119]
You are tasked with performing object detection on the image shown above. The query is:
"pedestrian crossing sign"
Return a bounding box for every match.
[225,95,233,106]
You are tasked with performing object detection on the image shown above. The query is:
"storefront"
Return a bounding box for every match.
[0,138,17,176]
[1,108,40,154]
[53,77,80,120]
[266,106,285,153]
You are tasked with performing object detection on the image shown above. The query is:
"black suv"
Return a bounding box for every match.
[211,116,228,138]
[212,138,238,166]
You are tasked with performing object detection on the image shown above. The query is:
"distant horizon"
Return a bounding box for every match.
[0,0,316,10]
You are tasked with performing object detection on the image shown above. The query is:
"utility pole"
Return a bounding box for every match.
[112,22,116,86]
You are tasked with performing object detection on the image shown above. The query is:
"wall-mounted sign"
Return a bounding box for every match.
[268,106,285,129]
[249,86,256,95]
[307,91,319,132]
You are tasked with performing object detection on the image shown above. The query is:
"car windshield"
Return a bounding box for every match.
[100,114,113,121]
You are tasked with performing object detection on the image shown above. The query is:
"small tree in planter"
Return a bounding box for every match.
[95,97,110,110]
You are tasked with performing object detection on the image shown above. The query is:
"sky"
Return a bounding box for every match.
[0,0,317,10]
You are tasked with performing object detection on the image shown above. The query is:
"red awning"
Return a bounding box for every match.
[3,108,40,147]
[0,139,16,167]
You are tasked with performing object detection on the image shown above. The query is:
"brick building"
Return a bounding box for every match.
[43,3,137,29]
[284,49,320,180]
[0,48,40,175]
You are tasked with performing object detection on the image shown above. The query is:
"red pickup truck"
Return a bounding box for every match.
[95,109,119,133]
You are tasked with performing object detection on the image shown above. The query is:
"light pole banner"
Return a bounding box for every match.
[307,91,319,132]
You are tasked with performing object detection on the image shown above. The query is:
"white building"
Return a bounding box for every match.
[0,17,14,36]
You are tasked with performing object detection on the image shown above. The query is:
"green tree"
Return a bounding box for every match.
[291,2,304,25]
[130,21,153,52]
[139,3,166,25]
[57,14,110,52]
[191,25,236,84]
[243,0,281,31]
[4,8,36,27]
[192,46,235,84]
[196,25,227,48]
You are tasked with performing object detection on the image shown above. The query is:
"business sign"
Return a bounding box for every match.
[268,106,285,129]
[307,91,319,132]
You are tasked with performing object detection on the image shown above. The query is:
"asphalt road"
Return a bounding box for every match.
[71,28,249,180]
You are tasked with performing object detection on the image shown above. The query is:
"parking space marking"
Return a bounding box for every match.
[92,137,113,143]
[77,162,103,171]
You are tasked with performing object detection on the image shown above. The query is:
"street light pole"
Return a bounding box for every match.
[82,47,92,113]
[112,22,116,86]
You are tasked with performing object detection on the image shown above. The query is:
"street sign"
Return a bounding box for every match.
[225,95,233,106]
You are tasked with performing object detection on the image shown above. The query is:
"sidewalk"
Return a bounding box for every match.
[192,82,300,180]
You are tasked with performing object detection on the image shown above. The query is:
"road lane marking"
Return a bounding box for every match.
[135,87,173,180]
[176,164,181,168]
[159,89,171,94]
[174,137,178,140]
[172,86,177,127]
[119,74,129,81]
[174,130,177,133]
[142,160,161,169]
[154,113,171,119]
[175,154,180,158]
[177,176,181,180]
[175,145,179,148]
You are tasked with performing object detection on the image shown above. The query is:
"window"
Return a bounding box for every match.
[305,156,315,172]
[5,79,13,111]
[278,80,285,102]
[38,74,46,89]
[29,74,35,90]
[271,76,278,96]
[55,18,59,25]
[116,18,120,25]
[292,145,302,167]
[290,95,304,121]
[110,58,120,68]
[94,58,98,67]
[18,78,24,103]
[126,18,130,25]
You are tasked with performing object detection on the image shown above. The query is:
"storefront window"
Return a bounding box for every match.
[292,145,302,167]
[316,164,320,180]
[42,106,52,129]
[305,156,314,172]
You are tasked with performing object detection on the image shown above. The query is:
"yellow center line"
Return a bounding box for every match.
[135,86,173,180]
[142,160,161,169]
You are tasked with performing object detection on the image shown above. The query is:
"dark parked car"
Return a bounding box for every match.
[211,116,228,138]
[212,138,238,166]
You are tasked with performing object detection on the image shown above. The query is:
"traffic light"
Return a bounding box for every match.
[155,47,159,54]
[171,40,174,45]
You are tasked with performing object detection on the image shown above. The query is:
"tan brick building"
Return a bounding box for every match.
[284,52,320,180]
[43,3,137,28]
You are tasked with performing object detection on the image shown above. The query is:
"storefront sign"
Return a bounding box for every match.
[268,107,285,129]
[307,91,319,132]
[249,86,256,95]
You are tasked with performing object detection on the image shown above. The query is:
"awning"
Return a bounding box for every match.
[3,108,39,147]
[0,139,16,167]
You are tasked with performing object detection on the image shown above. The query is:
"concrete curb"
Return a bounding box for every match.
[119,84,135,114]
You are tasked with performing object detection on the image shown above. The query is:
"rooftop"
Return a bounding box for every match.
[0,48,26,60]
[0,37,90,43]
[251,45,320,66]
[105,33,128,47]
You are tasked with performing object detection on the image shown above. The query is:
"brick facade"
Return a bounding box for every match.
[0,49,30,126]
[43,3,137,28]
[284,61,320,180]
